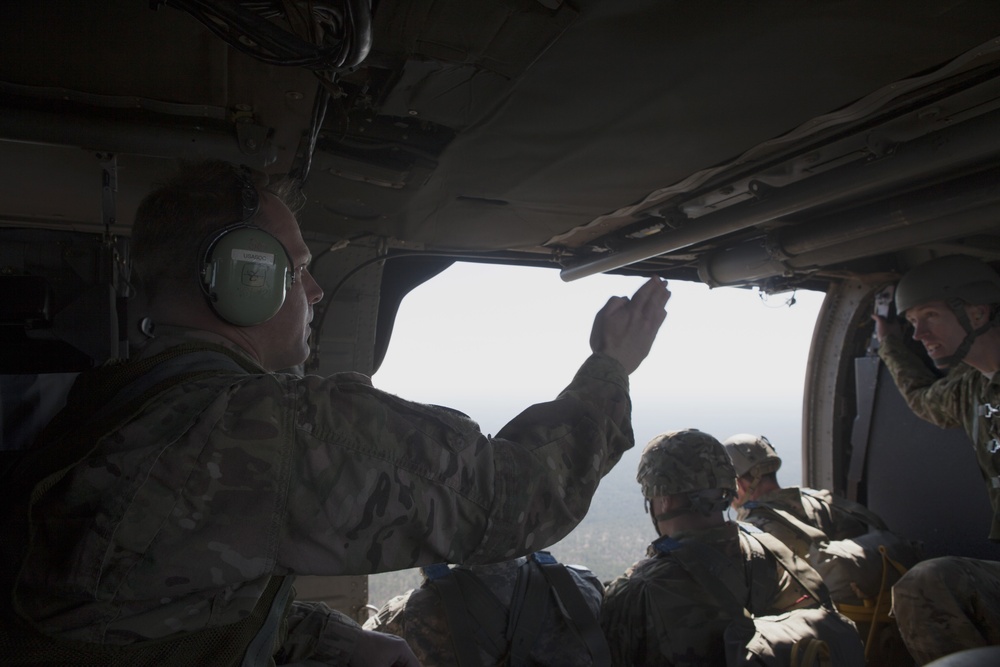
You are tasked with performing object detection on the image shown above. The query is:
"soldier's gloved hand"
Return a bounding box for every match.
[590,276,670,374]
[871,313,903,342]
[349,629,421,667]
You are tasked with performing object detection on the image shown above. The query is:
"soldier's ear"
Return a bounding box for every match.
[652,495,677,515]
[964,303,987,326]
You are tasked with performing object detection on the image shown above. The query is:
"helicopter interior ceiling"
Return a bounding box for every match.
[1,0,999,295]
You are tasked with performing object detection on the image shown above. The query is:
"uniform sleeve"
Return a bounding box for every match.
[601,576,648,667]
[877,335,974,429]
[279,352,634,573]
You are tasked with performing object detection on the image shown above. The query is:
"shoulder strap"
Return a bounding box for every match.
[505,557,550,667]
[420,564,506,667]
[240,575,296,667]
[11,344,245,512]
[798,491,835,531]
[744,500,830,544]
[654,536,749,618]
[29,342,249,453]
[802,488,890,531]
[739,525,833,609]
[531,552,611,667]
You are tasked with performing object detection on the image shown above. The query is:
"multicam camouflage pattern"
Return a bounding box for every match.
[362,557,603,666]
[13,326,635,649]
[892,557,1000,665]
[722,433,782,479]
[878,334,1000,539]
[600,522,817,667]
[636,429,736,499]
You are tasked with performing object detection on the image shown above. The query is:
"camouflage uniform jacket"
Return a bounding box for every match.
[735,487,872,559]
[600,522,816,667]
[363,557,603,666]
[13,326,635,651]
[878,334,1000,540]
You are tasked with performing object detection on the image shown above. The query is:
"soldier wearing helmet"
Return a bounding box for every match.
[725,433,783,506]
[600,429,827,666]
[723,434,913,611]
[873,255,1000,665]
[725,434,884,547]
[887,254,1000,369]
[635,427,738,531]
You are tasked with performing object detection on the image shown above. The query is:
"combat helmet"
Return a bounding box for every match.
[895,255,1000,314]
[723,433,782,479]
[894,255,1000,367]
[637,429,736,529]
[723,434,781,507]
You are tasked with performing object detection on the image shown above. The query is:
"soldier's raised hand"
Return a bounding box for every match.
[590,276,670,374]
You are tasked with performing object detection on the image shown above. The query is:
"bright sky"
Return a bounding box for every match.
[366,261,826,597]
[372,262,826,487]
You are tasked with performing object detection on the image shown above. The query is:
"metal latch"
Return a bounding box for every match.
[979,403,1000,419]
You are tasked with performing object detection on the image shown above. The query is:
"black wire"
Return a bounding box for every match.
[162,0,370,71]
[317,250,466,317]
[343,0,373,68]
[161,0,366,181]
[292,82,331,183]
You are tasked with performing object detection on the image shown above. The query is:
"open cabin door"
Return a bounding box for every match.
[804,279,1000,561]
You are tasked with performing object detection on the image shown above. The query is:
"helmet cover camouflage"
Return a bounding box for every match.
[637,428,736,499]
[894,255,1000,315]
[723,433,782,479]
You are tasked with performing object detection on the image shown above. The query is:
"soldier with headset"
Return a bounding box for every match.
[874,255,1000,665]
[0,160,670,666]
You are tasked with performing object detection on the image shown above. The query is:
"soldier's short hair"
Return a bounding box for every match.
[131,160,304,300]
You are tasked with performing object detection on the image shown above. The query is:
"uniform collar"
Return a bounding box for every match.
[134,325,263,371]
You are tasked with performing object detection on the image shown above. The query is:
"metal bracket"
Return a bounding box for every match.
[236,120,271,157]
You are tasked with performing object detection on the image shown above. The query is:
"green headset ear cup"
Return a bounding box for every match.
[201,226,292,326]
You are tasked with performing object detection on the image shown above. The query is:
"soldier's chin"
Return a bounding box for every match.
[930,354,954,370]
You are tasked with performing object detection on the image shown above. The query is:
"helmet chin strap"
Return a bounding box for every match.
[732,474,758,508]
[647,492,732,535]
[935,299,997,369]
[646,499,695,536]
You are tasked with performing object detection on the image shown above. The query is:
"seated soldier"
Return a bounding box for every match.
[725,433,888,547]
[364,553,609,666]
[0,161,670,666]
[600,429,864,666]
[724,433,920,608]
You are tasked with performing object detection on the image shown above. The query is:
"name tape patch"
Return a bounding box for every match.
[232,248,275,266]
